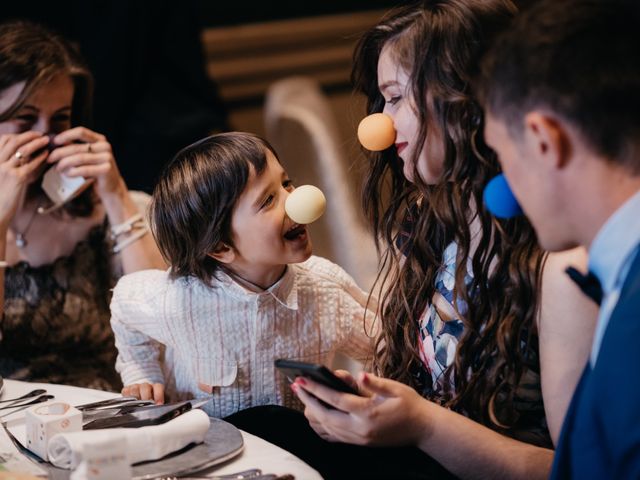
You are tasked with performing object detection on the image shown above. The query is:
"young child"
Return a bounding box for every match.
[110,132,375,418]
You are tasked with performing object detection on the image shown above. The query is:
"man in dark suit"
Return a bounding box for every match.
[477,0,640,478]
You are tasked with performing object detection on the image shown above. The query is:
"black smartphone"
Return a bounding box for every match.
[274,358,360,395]
[82,400,192,430]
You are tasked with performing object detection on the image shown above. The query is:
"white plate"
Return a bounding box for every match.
[18,418,244,480]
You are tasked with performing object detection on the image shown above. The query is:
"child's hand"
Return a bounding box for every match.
[122,382,165,405]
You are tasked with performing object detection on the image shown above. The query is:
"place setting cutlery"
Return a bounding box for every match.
[153,469,295,480]
[80,397,212,428]
[0,388,47,405]
[74,396,156,411]
[0,394,55,418]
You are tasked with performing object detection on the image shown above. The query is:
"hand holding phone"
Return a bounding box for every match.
[48,127,123,201]
[274,359,360,395]
[36,136,95,214]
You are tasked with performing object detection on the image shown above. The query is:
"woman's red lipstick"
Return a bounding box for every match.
[395,142,408,155]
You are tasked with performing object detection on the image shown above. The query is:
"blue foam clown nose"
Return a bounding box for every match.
[483,174,523,218]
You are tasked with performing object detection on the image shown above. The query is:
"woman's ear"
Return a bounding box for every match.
[207,242,236,264]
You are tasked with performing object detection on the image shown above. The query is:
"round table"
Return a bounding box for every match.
[1,379,323,479]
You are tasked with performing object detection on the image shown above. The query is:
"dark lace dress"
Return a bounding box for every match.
[0,223,122,392]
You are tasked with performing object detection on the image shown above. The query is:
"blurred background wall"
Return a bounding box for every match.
[202,7,391,188]
[0,1,535,288]
[199,6,398,289]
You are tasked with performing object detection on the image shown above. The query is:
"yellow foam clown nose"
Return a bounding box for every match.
[357,113,396,151]
[285,185,327,225]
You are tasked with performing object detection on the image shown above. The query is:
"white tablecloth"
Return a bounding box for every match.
[1,379,322,479]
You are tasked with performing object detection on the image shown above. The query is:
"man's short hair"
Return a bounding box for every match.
[478,0,640,172]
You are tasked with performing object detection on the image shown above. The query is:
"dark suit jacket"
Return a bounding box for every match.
[551,248,640,479]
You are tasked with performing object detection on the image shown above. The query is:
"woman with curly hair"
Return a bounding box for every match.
[224,1,598,479]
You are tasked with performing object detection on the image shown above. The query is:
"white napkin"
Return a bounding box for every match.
[47,409,210,469]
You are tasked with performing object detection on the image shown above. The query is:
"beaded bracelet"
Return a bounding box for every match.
[112,226,149,254]
[110,213,145,240]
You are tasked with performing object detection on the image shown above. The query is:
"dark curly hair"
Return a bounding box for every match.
[354,0,547,438]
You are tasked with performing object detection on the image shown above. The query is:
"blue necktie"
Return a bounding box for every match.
[565,266,603,306]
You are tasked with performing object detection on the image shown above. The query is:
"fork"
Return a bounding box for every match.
[158,475,294,480]
[159,477,272,480]
[154,468,263,479]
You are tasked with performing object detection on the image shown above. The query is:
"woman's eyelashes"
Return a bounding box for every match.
[52,113,71,125]
[16,114,37,123]
[260,179,294,210]
[13,113,71,132]
[385,95,401,106]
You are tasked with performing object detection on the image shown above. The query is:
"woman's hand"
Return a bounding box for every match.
[0,132,50,227]
[334,369,359,392]
[49,126,126,201]
[121,382,165,405]
[302,369,360,439]
[293,372,433,447]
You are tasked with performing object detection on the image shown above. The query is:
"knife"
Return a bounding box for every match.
[83,398,212,430]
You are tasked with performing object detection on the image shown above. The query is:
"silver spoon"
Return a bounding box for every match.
[0,389,47,405]
[0,394,54,411]
[0,394,55,418]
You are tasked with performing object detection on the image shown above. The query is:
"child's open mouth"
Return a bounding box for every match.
[284,223,307,241]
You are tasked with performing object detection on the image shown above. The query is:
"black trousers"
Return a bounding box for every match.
[225,405,458,480]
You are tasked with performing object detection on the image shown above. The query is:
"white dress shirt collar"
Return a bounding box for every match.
[589,189,640,294]
[588,189,640,364]
[215,265,299,310]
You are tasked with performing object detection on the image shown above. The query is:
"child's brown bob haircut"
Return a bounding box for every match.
[150,132,278,284]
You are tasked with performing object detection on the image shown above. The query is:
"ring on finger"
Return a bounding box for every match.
[14,150,24,164]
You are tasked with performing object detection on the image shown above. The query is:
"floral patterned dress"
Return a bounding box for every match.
[416,241,551,447]
[397,204,550,446]
[0,223,122,392]
[417,241,469,394]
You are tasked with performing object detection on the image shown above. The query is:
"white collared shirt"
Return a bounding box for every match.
[588,189,640,365]
[110,256,375,417]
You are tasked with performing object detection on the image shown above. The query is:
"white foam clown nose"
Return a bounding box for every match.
[357,113,396,151]
[285,185,327,224]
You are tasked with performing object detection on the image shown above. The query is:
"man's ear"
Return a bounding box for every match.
[524,112,572,169]
[207,242,236,264]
